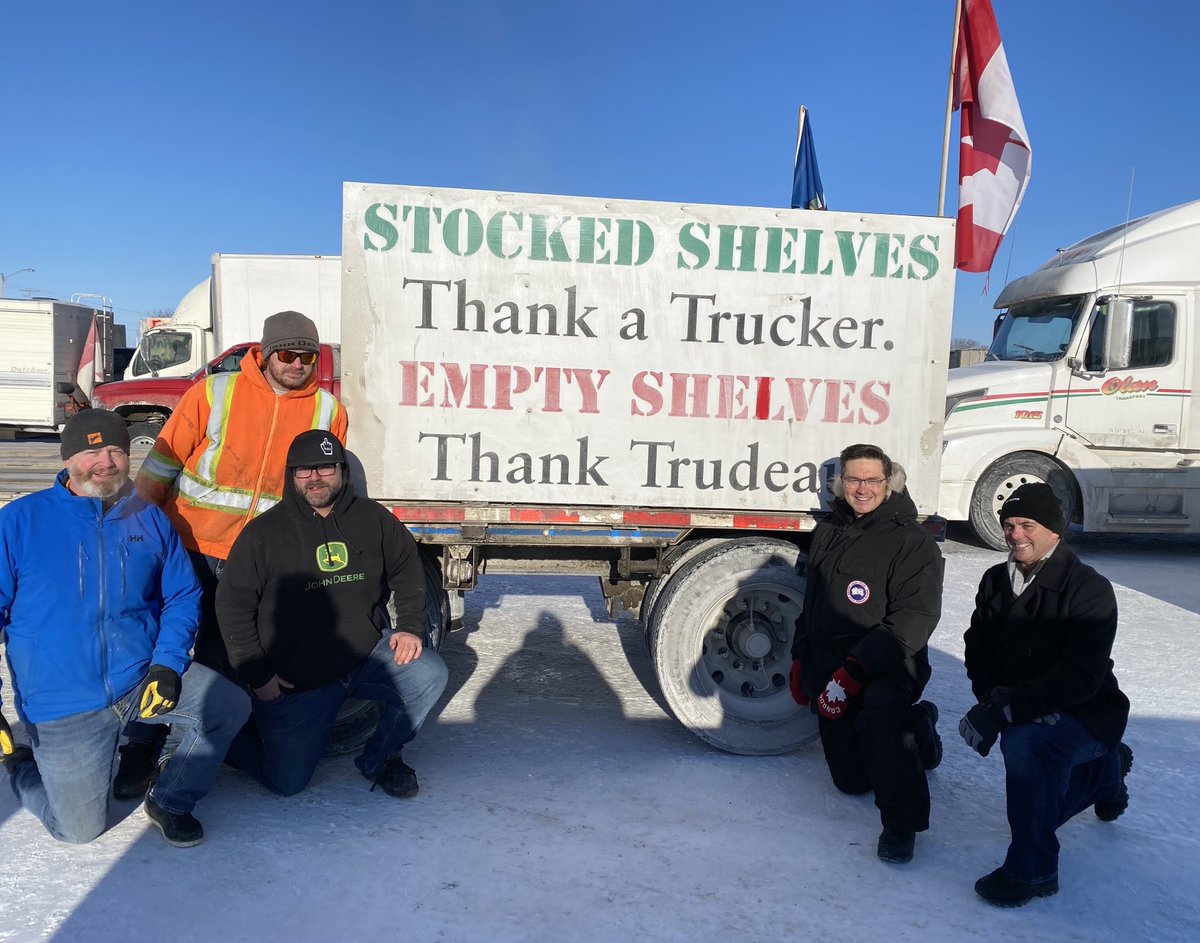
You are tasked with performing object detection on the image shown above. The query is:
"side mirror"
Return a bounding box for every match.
[1103,298,1134,371]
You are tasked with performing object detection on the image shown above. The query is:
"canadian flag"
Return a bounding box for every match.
[75,315,102,402]
[955,0,1031,273]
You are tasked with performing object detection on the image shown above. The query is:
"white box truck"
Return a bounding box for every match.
[126,253,341,379]
[342,182,956,754]
[942,201,1200,550]
[0,299,115,432]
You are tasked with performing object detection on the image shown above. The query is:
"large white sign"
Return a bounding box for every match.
[342,184,955,513]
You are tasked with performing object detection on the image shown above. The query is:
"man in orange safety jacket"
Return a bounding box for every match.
[120,310,347,797]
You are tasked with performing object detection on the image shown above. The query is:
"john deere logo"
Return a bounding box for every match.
[316,542,349,572]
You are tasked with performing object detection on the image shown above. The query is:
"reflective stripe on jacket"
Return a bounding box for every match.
[135,347,347,560]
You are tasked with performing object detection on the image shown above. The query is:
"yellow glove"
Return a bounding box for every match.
[0,712,13,757]
[137,666,181,719]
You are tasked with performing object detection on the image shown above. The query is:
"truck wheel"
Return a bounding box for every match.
[325,699,383,756]
[648,538,816,755]
[640,537,727,639]
[969,453,1076,551]
[127,421,163,449]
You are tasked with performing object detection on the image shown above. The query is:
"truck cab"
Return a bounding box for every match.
[941,201,1198,549]
[125,278,213,380]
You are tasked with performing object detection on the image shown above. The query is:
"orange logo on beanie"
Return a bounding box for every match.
[87,432,103,445]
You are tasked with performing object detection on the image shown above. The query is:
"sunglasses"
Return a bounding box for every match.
[275,350,317,365]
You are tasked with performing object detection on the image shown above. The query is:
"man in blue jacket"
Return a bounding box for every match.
[0,410,249,847]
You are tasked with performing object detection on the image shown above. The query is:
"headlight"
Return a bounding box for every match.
[945,388,988,419]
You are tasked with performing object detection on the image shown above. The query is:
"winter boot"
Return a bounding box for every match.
[974,867,1059,907]
[912,700,943,771]
[113,738,161,801]
[144,797,205,847]
[1095,741,1134,822]
[877,827,915,864]
[366,752,420,798]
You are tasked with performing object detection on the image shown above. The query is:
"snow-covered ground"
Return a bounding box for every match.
[2,533,1198,943]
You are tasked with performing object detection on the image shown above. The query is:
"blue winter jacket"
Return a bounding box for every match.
[0,471,201,724]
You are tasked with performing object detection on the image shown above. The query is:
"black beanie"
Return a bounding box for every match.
[286,430,346,468]
[260,310,320,359]
[999,483,1065,535]
[60,409,131,459]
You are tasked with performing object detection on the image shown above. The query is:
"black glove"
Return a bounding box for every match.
[0,711,13,758]
[958,689,1011,757]
[137,666,181,719]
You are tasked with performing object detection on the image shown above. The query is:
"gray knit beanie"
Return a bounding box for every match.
[260,311,320,359]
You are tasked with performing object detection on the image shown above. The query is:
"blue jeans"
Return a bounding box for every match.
[999,714,1121,884]
[11,663,250,844]
[225,639,448,797]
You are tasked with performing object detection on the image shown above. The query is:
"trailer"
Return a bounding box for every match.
[341,182,957,754]
[0,299,114,432]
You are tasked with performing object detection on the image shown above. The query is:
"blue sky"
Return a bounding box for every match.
[2,1,1196,344]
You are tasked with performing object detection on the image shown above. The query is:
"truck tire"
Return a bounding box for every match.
[640,537,727,639]
[127,421,164,449]
[648,538,816,755]
[326,550,450,756]
[969,452,1076,551]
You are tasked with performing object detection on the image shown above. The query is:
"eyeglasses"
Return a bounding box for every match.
[275,350,317,365]
[841,476,887,489]
[294,464,338,479]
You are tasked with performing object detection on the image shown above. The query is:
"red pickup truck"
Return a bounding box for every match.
[91,342,341,448]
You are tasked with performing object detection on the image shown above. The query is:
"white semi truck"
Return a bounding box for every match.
[341,182,957,755]
[942,201,1200,550]
[126,253,341,379]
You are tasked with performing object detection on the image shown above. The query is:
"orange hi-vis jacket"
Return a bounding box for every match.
[135,347,348,560]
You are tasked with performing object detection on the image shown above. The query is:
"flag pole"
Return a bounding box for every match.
[937,0,964,217]
[795,105,807,165]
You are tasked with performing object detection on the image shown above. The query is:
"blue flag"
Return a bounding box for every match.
[791,107,826,210]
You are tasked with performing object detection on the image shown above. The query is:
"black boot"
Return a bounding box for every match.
[912,700,943,771]
[1095,742,1133,822]
[114,739,161,801]
[144,796,205,847]
[877,827,915,863]
[975,867,1058,907]
[366,752,420,798]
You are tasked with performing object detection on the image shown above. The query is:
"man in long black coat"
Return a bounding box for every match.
[791,443,944,865]
[960,482,1131,907]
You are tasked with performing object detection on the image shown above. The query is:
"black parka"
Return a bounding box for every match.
[792,488,943,696]
[215,473,426,691]
[963,544,1129,747]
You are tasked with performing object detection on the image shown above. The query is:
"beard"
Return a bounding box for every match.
[301,480,338,509]
[75,473,127,499]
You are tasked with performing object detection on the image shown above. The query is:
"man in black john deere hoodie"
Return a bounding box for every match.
[216,430,448,798]
[790,444,944,865]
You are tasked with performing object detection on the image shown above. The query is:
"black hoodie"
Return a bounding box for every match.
[215,470,426,690]
[792,488,943,695]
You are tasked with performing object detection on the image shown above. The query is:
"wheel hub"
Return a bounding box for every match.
[703,591,797,699]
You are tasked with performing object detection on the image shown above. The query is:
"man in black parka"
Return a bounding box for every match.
[960,482,1131,907]
[216,430,448,799]
[791,443,944,865]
